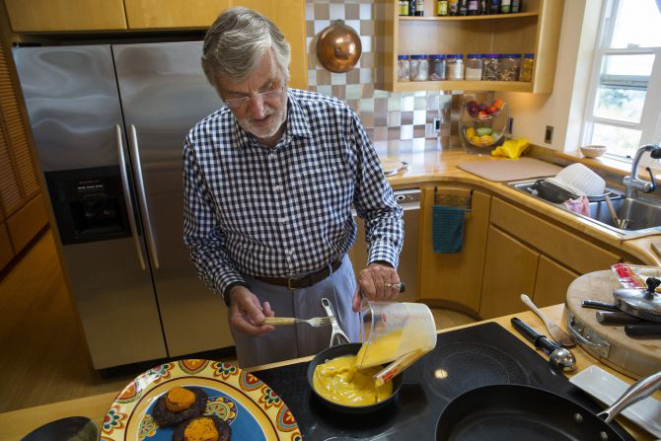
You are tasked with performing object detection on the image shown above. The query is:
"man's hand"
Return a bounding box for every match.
[352,262,401,311]
[228,285,275,336]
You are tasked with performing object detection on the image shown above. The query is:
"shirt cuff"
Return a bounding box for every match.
[216,271,247,306]
[367,241,399,269]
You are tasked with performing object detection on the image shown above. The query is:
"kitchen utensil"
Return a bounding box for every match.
[521,294,575,347]
[570,365,661,439]
[316,21,362,73]
[565,270,661,379]
[435,370,661,441]
[596,311,642,325]
[21,416,98,441]
[554,163,606,196]
[305,343,404,414]
[625,322,661,337]
[263,316,335,328]
[605,194,623,228]
[511,317,576,371]
[321,297,350,346]
[356,300,436,370]
[613,277,661,323]
[582,299,621,312]
[530,178,578,203]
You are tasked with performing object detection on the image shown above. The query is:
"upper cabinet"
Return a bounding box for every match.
[383,0,564,93]
[2,0,308,89]
[4,0,128,32]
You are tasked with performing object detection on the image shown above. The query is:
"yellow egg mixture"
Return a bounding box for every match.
[313,331,402,406]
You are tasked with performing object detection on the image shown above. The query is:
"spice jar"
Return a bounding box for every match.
[397,55,410,82]
[465,54,483,80]
[429,54,447,81]
[446,54,464,80]
[410,55,429,81]
[499,53,522,81]
[519,53,534,81]
[482,53,500,80]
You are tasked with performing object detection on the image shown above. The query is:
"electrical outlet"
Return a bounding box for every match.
[434,118,441,132]
[544,125,554,144]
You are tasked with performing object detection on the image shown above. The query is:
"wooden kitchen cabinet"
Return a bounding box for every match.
[533,255,579,308]
[382,0,563,93]
[418,185,491,315]
[3,0,128,32]
[480,225,539,319]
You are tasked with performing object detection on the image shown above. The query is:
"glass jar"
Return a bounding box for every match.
[410,55,429,81]
[519,53,534,81]
[482,53,500,80]
[499,53,522,81]
[465,54,483,80]
[429,55,447,81]
[446,54,464,80]
[397,55,410,82]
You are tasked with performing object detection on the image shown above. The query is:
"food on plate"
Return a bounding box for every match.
[313,354,393,406]
[153,386,208,427]
[172,415,231,441]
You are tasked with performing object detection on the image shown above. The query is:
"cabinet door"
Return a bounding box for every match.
[533,255,578,308]
[4,0,127,31]
[124,0,308,90]
[480,226,539,319]
[418,186,491,314]
[0,222,14,270]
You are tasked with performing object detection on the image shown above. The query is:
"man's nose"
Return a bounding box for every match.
[248,95,267,119]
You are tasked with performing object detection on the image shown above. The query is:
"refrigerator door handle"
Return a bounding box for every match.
[129,124,160,269]
[115,124,146,270]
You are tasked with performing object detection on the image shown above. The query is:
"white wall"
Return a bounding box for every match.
[497,0,604,151]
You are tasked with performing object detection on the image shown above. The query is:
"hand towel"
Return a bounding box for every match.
[433,205,465,253]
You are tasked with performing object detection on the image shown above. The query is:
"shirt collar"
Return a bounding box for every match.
[230,89,312,150]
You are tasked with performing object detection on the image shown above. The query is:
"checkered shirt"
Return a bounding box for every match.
[183,88,404,303]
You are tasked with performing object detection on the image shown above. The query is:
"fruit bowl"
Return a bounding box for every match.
[460,99,509,154]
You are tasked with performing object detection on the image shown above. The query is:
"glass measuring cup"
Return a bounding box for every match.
[355,301,437,371]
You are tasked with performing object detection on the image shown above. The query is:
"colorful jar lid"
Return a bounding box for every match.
[446,54,464,59]
[503,53,523,58]
[429,54,446,59]
[410,55,428,60]
[524,53,535,58]
[398,55,409,60]
[467,54,483,58]
[484,53,501,58]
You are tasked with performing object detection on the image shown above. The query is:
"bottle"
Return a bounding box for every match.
[500,0,511,13]
[399,0,410,16]
[511,0,521,13]
[449,0,459,15]
[480,0,488,14]
[415,0,425,15]
[489,0,500,14]
[468,0,479,15]
[458,0,468,15]
[437,0,449,16]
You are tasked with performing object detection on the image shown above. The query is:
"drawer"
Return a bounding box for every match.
[490,197,620,274]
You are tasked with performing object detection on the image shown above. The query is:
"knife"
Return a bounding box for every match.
[581,300,620,312]
[625,322,661,337]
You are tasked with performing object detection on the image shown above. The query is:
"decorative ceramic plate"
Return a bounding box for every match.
[100,359,301,441]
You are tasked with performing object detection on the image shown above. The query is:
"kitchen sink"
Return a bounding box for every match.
[509,179,661,237]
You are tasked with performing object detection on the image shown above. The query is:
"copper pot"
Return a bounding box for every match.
[316,21,362,73]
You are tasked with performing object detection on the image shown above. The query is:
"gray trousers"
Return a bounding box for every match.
[231,255,360,368]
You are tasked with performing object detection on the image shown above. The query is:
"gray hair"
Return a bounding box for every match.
[201,7,291,88]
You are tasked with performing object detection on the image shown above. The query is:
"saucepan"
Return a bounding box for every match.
[435,370,661,441]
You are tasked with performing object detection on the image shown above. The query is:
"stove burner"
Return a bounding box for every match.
[423,341,530,400]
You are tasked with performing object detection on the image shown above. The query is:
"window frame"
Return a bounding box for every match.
[581,0,661,162]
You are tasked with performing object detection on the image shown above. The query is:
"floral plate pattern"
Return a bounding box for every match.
[101,359,301,441]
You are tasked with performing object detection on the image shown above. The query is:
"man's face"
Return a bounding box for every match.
[218,49,288,146]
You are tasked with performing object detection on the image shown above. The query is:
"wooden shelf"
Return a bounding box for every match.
[399,12,539,21]
[392,80,534,93]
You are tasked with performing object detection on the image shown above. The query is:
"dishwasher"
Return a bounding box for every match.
[349,188,421,303]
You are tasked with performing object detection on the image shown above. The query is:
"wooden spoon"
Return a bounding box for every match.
[520,294,576,348]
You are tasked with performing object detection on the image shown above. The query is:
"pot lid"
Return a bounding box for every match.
[316,21,362,73]
[614,277,661,322]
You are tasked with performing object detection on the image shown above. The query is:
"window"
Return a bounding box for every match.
[582,0,661,159]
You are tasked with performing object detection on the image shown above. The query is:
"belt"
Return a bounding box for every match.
[255,258,343,290]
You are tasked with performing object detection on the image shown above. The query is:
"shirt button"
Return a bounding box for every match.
[279,217,287,223]
[274,185,283,192]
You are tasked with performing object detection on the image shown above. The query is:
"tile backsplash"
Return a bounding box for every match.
[305,0,453,155]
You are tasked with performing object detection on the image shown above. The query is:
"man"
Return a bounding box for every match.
[183,7,404,367]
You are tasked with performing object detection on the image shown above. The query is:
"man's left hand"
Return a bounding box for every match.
[352,262,401,311]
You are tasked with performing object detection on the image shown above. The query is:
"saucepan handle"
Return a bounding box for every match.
[597,371,661,423]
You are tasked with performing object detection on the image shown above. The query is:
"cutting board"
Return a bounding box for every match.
[458,157,563,182]
[564,270,661,379]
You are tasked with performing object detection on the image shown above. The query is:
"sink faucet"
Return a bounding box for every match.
[623,144,661,198]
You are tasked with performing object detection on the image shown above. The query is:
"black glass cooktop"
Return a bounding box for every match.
[254,322,633,441]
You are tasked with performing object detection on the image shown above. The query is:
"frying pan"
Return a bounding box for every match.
[306,343,404,414]
[436,371,661,441]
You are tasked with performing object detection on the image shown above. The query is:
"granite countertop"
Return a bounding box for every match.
[382,150,661,266]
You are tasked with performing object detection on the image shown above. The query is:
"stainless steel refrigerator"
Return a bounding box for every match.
[14,42,233,369]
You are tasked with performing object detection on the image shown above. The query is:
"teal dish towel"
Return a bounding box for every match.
[433,205,465,253]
